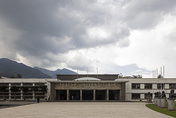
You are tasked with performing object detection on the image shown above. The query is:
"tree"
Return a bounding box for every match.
[132,75,142,78]
[40,85,47,99]
[157,74,163,78]
[10,76,15,78]
[21,87,28,100]
[32,86,39,99]
[0,76,2,79]
[118,73,123,78]
[40,85,47,94]
[10,86,20,100]
[32,86,38,92]
[16,74,22,78]
[0,86,8,100]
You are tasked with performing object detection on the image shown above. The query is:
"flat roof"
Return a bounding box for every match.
[47,80,129,83]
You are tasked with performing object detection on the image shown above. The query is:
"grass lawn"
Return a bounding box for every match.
[146,102,176,118]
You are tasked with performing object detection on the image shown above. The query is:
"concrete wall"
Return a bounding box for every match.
[0,78,57,100]
[116,78,176,101]
[1,77,176,101]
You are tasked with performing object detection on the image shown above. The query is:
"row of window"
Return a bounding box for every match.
[132,83,175,89]
[132,84,154,89]
[132,93,153,99]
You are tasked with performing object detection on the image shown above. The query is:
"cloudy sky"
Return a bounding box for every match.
[0,0,176,78]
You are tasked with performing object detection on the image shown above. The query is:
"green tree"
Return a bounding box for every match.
[10,86,20,100]
[32,86,38,92]
[157,74,163,78]
[10,76,15,78]
[40,85,47,99]
[0,76,2,79]
[0,86,8,100]
[132,75,142,78]
[40,85,47,94]
[21,87,28,100]
[16,74,22,78]
[32,86,39,99]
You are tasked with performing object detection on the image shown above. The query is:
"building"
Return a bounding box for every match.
[0,74,175,101]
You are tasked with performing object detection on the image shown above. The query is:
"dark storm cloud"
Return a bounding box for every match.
[0,0,130,57]
[0,0,176,71]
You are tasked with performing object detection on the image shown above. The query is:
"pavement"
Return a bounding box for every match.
[0,102,173,118]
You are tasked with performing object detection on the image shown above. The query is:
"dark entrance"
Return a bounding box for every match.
[69,90,80,100]
[96,90,106,100]
[56,90,67,100]
[82,90,93,100]
[109,90,120,100]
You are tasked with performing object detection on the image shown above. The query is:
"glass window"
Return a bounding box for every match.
[132,84,140,89]
[157,83,164,89]
[132,93,140,99]
[169,84,176,89]
[145,84,152,89]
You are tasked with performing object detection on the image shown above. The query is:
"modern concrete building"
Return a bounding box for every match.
[0,74,176,101]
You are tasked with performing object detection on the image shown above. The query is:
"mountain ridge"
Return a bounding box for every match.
[34,67,77,78]
[0,58,77,78]
[0,58,51,78]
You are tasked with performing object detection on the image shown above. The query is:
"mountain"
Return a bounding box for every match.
[33,67,56,78]
[0,58,51,78]
[34,67,77,78]
[57,68,77,75]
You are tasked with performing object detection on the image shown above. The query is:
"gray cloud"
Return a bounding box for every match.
[67,52,99,72]
[104,63,150,76]
[0,0,175,74]
[122,0,176,29]
[0,1,130,56]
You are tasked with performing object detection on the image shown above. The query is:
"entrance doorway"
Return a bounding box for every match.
[109,90,120,100]
[96,90,106,100]
[69,90,80,100]
[56,90,67,100]
[82,90,93,100]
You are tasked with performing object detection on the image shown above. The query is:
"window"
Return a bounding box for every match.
[132,94,140,99]
[169,84,176,89]
[157,83,164,89]
[144,93,153,99]
[145,84,152,89]
[132,84,140,89]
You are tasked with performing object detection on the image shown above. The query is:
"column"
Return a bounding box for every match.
[32,83,35,100]
[9,83,11,100]
[106,90,109,100]
[80,90,82,101]
[67,90,69,101]
[119,90,121,100]
[21,83,23,100]
[93,90,96,101]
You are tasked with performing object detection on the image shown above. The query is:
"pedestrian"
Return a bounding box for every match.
[72,95,74,100]
[37,97,40,103]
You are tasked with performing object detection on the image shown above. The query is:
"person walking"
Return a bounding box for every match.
[72,95,74,100]
[37,97,40,103]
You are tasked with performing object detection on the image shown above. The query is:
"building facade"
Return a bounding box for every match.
[0,75,175,101]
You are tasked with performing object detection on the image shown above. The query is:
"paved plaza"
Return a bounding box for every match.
[0,102,173,118]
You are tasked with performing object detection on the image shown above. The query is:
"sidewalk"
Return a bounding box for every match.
[0,102,173,118]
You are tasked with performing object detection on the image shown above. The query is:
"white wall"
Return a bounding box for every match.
[116,78,176,101]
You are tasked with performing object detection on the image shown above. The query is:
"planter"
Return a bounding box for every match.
[154,98,157,105]
[157,98,161,107]
[160,98,166,108]
[168,99,175,111]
